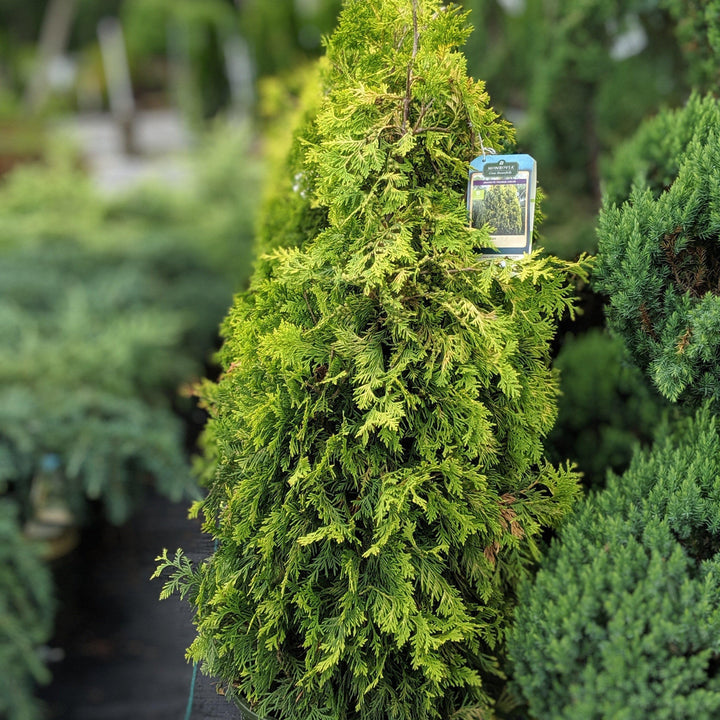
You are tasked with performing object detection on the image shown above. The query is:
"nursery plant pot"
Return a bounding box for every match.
[232,693,271,720]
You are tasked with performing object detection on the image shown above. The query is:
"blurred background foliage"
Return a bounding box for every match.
[0,0,717,716]
[544,328,672,490]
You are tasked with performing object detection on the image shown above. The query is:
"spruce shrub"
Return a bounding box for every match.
[0,499,54,720]
[510,407,720,720]
[156,1,588,718]
[594,95,720,407]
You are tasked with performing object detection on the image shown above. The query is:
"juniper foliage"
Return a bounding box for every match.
[157,2,587,718]
[0,118,264,524]
[510,407,720,719]
[594,95,720,407]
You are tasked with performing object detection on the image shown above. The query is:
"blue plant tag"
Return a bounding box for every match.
[467,153,537,258]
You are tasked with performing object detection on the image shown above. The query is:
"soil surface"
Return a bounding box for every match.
[38,490,238,720]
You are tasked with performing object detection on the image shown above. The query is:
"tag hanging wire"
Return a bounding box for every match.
[479,134,497,161]
[468,120,497,161]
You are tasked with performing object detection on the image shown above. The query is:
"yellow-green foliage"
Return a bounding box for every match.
[253,63,327,259]
[472,184,523,236]
[157,2,588,718]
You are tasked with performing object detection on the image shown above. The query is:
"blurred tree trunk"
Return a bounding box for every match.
[25,0,78,113]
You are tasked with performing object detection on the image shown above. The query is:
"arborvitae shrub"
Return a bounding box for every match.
[156,1,588,718]
[601,93,720,206]
[0,499,54,720]
[510,407,720,719]
[594,98,720,407]
[545,328,669,489]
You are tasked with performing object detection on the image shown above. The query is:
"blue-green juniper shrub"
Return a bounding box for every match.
[594,94,720,408]
[510,407,720,719]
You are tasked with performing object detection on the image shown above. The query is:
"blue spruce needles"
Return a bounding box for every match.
[156,1,588,718]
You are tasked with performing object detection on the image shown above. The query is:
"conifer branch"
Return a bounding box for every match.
[303,290,318,325]
[639,302,657,340]
[412,99,434,133]
[402,0,420,132]
[413,125,450,135]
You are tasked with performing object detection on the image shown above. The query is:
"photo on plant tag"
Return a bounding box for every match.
[470,173,530,250]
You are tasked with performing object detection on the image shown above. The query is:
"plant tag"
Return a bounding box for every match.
[467,153,537,259]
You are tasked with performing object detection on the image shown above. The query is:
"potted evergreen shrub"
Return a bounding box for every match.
[510,408,720,719]
[156,1,588,717]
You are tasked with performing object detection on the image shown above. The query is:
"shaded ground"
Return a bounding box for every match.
[38,490,237,720]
